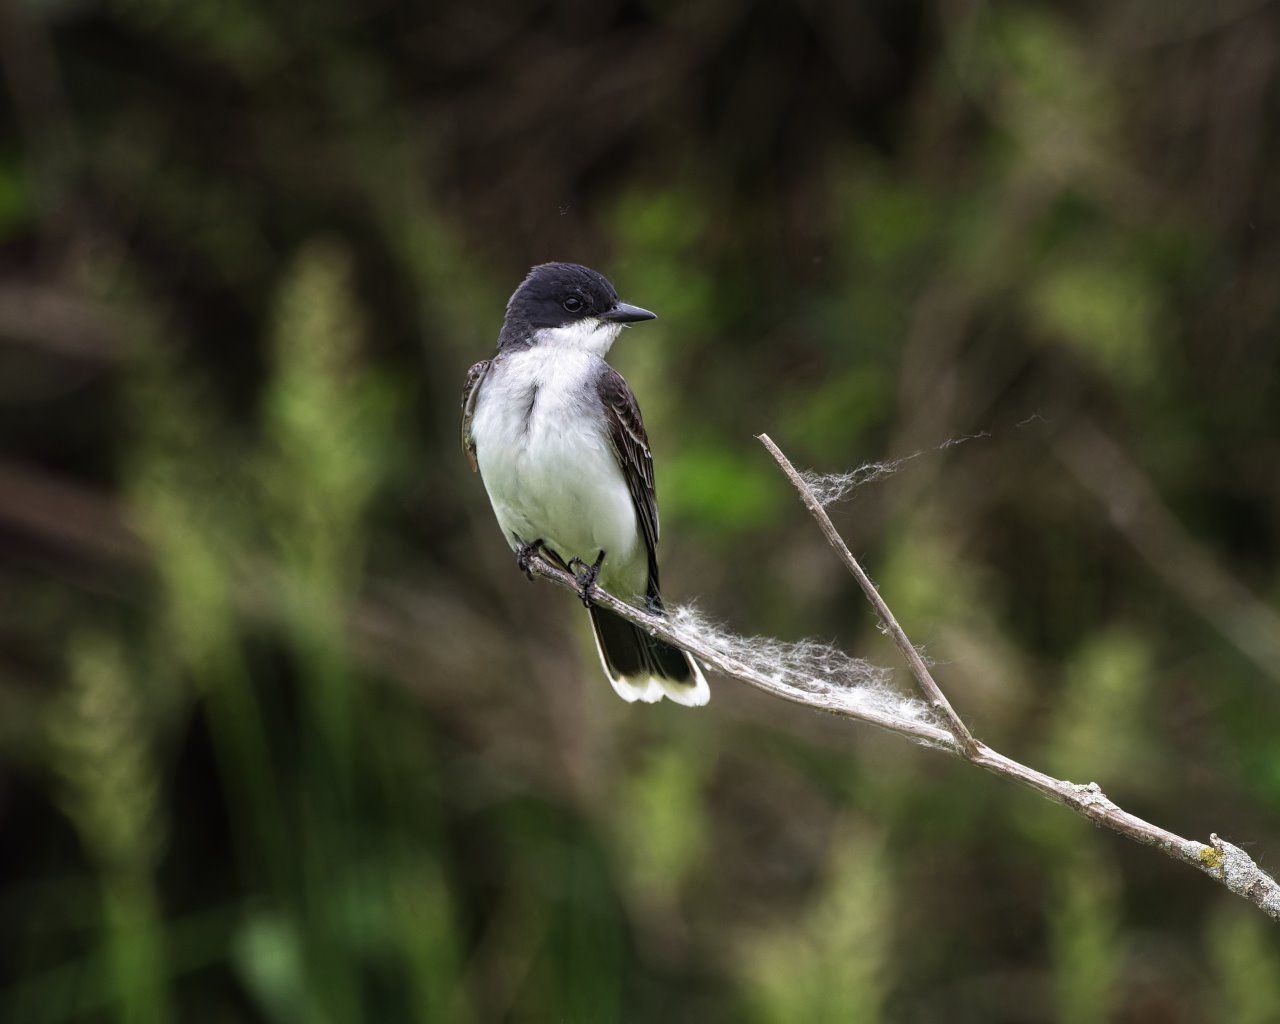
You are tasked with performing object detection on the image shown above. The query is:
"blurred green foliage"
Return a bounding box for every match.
[47,633,170,1024]
[1210,904,1280,1024]
[741,825,892,1023]
[3,0,1280,1022]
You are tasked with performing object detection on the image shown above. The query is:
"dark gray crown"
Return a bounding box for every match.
[499,263,620,344]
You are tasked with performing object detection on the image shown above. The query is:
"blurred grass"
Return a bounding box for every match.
[740,825,893,1023]
[47,632,170,1024]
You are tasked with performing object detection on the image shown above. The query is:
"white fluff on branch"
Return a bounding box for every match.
[665,604,941,729]
[801,432,991,506]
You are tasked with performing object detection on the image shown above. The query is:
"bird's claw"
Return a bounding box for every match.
[569,551,606,608]
[515,538,545,581]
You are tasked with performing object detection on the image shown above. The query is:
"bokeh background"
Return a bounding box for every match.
[3,0,1280,1020]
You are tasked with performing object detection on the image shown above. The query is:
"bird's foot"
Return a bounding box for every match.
[568,550,606,608]
[515,538,545,581]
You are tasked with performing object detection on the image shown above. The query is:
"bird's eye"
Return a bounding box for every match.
[563,296,583,312]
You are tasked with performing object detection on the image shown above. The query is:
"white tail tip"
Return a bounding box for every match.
[604,655,709,707]
[660,655,710,706]
[589,614,710,706]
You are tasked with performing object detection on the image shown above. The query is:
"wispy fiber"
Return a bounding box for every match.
[800,432,991,506]
[666,605,937,727]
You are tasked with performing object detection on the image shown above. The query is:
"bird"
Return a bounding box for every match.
[461,262,709,706]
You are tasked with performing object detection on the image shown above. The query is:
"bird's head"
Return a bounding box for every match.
[500,262,657,355]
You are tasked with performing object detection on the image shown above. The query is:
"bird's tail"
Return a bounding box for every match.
[587,605,709,706]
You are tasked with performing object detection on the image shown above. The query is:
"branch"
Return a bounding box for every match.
[757,433,980,757]
[523,554,956,751]
[526,435,1280,923]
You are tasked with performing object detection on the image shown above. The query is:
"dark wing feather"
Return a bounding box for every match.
[460,359,491,472]
[598,365,662,599]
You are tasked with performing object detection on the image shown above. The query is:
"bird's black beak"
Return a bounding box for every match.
[601,300,657,324]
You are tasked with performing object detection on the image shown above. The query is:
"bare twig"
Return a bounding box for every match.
[524,435,1280,922]
[0,283,120,361]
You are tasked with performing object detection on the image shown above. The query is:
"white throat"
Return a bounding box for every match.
[534,318,622,357]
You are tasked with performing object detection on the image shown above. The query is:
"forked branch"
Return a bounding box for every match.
[757,433,980,757]
[524,435,1280,922]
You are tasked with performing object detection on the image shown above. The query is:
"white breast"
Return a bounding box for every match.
[472,344,646,598]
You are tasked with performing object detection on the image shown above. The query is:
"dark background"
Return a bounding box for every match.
[3,0,1280,1020]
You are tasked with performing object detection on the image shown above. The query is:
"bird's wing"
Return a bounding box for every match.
[597,365,662,597]
[460,359,491,472]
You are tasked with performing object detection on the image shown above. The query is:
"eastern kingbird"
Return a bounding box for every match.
[462,263,709,706]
